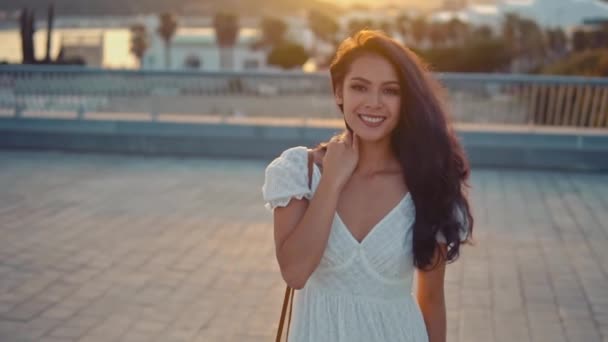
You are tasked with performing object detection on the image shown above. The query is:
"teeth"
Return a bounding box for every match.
[360,115,385,123]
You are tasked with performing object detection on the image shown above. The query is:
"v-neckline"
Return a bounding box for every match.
[335,192,410,247]
[309,157,410,246]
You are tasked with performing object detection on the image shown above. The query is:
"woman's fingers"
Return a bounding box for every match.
[344,130,352,146]
[352,132,358,151]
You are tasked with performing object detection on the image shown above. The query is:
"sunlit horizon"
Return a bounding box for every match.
[326,0,445,10]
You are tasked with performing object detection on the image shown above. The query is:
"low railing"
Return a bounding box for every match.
[0,65,606,127]
[440,73,608,127]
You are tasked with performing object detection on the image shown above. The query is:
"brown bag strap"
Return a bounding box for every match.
[275,150,315,342]
[276,286,294,342]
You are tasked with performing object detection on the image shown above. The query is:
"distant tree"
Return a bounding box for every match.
[546,28,567,56]
[395,14,410,42]
[259,16,287,48]
[213,12,239,70]
[445,18,469,45]
[472,25,493,41]
[308,9,339,59]
[502,13,521,57]
[588,28,608,50]
[308,9,339,43]
[415,37,511,72]
[502,14,547,71]
[571,26,608,52]
[44,4,54,63]
[267,41,309,69]
[541,48,608,77]
[157,12,177,69]
[519,18,547,63]
[348,19,374,36]
[410,16,428,46]
[130,23,149,68]
[19,8,36,64]
[428,22,448,48]
[572,29,588,52]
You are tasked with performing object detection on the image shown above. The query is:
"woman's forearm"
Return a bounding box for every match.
[418,296,446,342]
[277,175,340,289]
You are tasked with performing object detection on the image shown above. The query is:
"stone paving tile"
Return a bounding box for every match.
[0,150,607,342]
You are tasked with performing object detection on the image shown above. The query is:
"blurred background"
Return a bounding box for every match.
[1,0,608,125]
[0,1,607,342]
[1,0,608,75]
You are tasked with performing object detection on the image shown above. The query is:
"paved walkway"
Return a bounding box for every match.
[0,150,607,342]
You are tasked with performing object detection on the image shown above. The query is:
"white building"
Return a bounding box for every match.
[140,16,268,71]
[59,32,104,67]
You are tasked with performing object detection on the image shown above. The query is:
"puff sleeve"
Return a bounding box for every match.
[262,146,312,212]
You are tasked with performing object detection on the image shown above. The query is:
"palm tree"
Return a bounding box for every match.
[308,9,339,56]
[572,29,588,52]
[502,13,521,57]
[502,14,547,72]
[428,22,447,48]
[395,14,410,44]
[157,12,177,69]
[472,25,493,41]
[410,16,428,47]
[519,18,547,69]
[446,18,469,46]
[213,12,239,70]
[267,41,309,69]
[259,16,287,48]
[546,28,567,57]
[130,24,149,68]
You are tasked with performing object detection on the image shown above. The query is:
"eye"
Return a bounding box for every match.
[384,88,400,95]
[350,84,367,92]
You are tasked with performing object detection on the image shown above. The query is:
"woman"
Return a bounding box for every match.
[262,30,474,342]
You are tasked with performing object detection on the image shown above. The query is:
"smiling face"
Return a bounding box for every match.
[334,53,402,143]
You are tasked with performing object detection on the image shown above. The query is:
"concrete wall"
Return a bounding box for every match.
[0,117,607,172]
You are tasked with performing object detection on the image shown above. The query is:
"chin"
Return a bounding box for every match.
[352,128,391,143]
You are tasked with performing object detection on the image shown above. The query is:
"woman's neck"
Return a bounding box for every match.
[354,137,397,177]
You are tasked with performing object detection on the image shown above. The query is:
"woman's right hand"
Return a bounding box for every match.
[321,130,359,191]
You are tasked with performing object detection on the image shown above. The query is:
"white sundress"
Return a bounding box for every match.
[262,146,451,342]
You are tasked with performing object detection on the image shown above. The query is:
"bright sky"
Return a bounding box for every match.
[333,0,444,10]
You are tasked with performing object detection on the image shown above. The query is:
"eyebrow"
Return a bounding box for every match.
[350,77,400,86]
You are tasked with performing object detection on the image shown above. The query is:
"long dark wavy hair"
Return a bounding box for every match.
[316,30,474,271]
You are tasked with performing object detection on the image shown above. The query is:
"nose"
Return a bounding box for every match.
[364,91,383,109]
